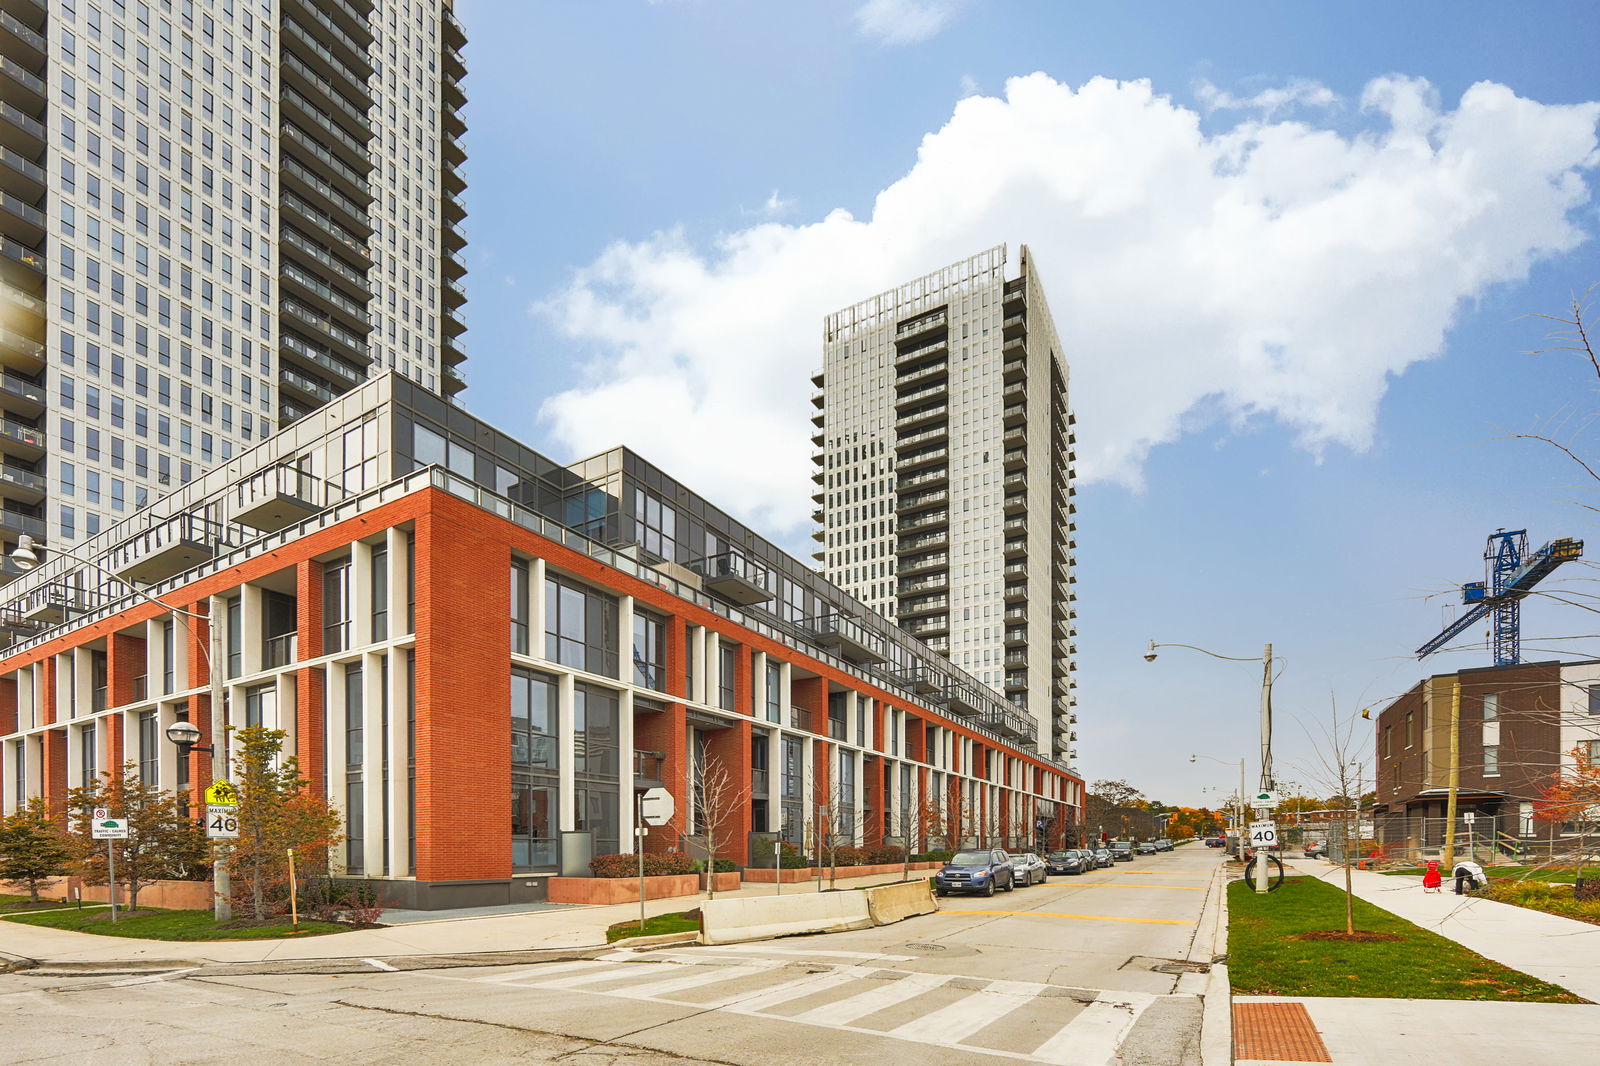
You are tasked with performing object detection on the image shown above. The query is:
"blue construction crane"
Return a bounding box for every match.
[1415,530,1584,665]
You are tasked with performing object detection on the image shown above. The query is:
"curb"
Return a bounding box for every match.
[1,950,37,974]
[1199,860,1232,1066]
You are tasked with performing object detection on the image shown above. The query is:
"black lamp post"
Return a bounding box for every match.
[165,720,213,761]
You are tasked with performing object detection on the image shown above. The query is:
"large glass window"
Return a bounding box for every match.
[370,543,389,642]
[718,644,737,711]
[137,711,158,784]
[512,668,559,869]
[575,683,620,855]
[544,575,618,676]
[345,665,364,873]
[765,661,782,724]
[632,612,665,691]
[510,559,530,655]
[633,487,675,558]
[245,683,275,729]
[225,596,242,677]
[80,722,97,787]
[323,557,351,654]
[161,620,175,693]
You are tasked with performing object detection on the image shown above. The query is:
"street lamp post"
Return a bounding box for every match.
[11,534,232,921]
[1148,640,1282,894]
[1193,754,1247,861]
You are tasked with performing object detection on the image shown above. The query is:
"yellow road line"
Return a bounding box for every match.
[942,909,1195,925]
[1111,871,1213,877]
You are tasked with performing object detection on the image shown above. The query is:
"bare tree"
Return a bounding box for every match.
[695,755,749,899]
[1298,698,1372,936]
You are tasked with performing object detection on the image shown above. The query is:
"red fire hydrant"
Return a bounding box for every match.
[1422,859,1443,893]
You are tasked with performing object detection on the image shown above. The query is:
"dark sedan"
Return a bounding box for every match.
[1045,850,1086,875]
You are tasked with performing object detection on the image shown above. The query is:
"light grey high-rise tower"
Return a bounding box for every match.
[1,0,467,567]
[812,245,1078,763]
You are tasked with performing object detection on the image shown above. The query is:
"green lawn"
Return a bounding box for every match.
[3,906,348,941]
[606,910,701,944]
[1381,865,1600,883]
[0,896,93,914]
[1228,877,1584,1002]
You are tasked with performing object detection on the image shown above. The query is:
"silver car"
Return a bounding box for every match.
[1008,851,1048,886]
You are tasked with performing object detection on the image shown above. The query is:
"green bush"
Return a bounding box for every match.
[590,853,697,878]
[867,845,907,865]
[828,845,871,867]
[1480,879,1600,924]
[911,849,955,863]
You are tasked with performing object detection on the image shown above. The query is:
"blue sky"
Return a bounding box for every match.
[448,1,1600,806]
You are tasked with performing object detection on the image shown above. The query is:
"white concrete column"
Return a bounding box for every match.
[751,651,767,721]
[326,664,349,827]
[558,672,577,831]
[384,650,410,877]
[618,595,635,685]
[157,702,180,794]
[619,688,637,854]
[853,748,866,845]
[350,540,374,650]
[385,526,407,641]
[801,731,816,855]
[704,631,721,708]
[241,583,264,676]
[276,673,297,747]
[73,649,92,721]
[530,558,548,660]
[17,665,34,732]
[689,625,707,704]
[779,660,793,729]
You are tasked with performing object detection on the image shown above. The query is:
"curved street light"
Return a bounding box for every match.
[11,533,232,920]
[1192,753,1247,860]
[1148,639,1284,895]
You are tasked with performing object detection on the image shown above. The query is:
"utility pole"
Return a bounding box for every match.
[209,595,231,922]
[1254,643,1275,894]
[1441,680,1461,871]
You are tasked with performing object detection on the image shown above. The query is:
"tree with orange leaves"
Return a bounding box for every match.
[1533,745,1600,832]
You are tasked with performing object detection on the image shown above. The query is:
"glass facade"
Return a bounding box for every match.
[544,575,618,676]
[511,668,558,869]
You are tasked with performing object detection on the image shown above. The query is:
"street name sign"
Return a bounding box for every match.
[206,804,240,840]
[639,787,675,826]
[1248,820,1278,847]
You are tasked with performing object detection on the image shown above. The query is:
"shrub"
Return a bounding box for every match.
[299,876,386,925]
[911,849,955,863]
[590,852,697,878]
[867,845,906,865]
[711,857,738,874]
[829,845,870,867]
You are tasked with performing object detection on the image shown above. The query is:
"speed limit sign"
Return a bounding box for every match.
[1249,820,1279,847]
[206,804,240,840]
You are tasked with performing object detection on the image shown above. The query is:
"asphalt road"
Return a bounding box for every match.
[0,847,1222,1066]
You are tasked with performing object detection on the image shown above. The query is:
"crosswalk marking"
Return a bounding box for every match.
[785,970,947,1026]
[891,983,1029,1043]
[1031,995,1153,1066]
[437,955,1169,1064]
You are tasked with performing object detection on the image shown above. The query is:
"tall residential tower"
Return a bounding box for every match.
[1,0,468,567]
[813,246,1078,764]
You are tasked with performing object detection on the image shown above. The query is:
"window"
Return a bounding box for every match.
[510,559,529,655]
[1405,710,1414,747]
[345,664,364,873]
[1482,745,1499,776]
[244,683,275,729]
[161,620,176,693]
[1585,739,1600,762]
[574,685,619,854]
[225,596,241,677]
[80,722,98,787]
[544,575,618,676]
[511,668,559,870]
[634,488,675,558]
[1519,801,1536,837]
[323,557,351,653]
[1589,685,1600,716]
[718,644,737,711]
[765,661,782,724]
[1482,693,1499,722]
[632,612,665,691]
[138,711,158,784]
[370,544,389,641]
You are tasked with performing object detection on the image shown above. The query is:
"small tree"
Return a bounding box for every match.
[695,755,748,898]
[66,765,209,911]
[1534,745,1600,870]
[0,797,73,903]
[230,726,343,921]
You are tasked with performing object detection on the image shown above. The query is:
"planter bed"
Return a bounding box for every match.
[547,871,739,905]
[741,861,939,884]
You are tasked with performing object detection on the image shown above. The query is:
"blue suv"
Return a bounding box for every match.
[934,848,1015,897]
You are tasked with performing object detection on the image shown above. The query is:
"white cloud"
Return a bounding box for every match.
[854,0,968,45]
[535,74,1600,535]
[1195,77,1339,118]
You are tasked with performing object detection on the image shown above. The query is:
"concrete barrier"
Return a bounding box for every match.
[865,878,936,925]
[700,889,873,945]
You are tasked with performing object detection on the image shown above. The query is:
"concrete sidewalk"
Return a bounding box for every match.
[1285,859,1600,1002]
[0,870,922,968]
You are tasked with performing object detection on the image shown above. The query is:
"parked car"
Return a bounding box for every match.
[1111,842,1134,862]
[1137,841,1158,855]
[1009,852,1048,886]
[935,849,1016,897]
[1045,850,1085,875]
[1155,838,1174,852]
[1093,847,1114,868]
[1204,837,1227,848]
[1304,840,1327,858]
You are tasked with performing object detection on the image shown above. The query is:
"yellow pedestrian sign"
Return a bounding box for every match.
[205,780,239,805]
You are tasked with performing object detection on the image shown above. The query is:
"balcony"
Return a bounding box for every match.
[805,612,886,665]
[897,467,948,492]
[108,513,224,585]
[282,191,369,260]
[281,224,370,298]
[0,323,44,374]
[896,424,948,451]
[895,309,946,341]
[1003,448,1025,471]
[0,54,46,112]
[1003,357,1025,384]
[897,445,947,472]
[282,0,374,77]
[895,359,947,388]
[1002,313,1026,337]
[903,617,949,639]
[0,506,46,539]
[0,414,44,458]
[281,330,366,389]
[233,463,341,532]
[690,551,775,607]
[895,381,946,410]
[892,661,941,694]
[897,572,948,597]
[1004,582,1027,603]
[281,261,370,330]
[894,335,947,365]
[898,594,948,618]
[894,403,946,433]
[1004,493,1026,515]
[263,632,300,669]
[1004,539,1026,560]
[0,461,44,502]
[937,681,983,717]
[279,365,342,409]
[0,8,47,64]
[896,488,947,514]
[20,582,85,625]
[282,299,369,359]
[985,708,1035,743]
[1003,403,1026,428]
[896,550,947,577]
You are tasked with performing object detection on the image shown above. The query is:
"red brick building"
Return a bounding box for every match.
[1,376,1082,907]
